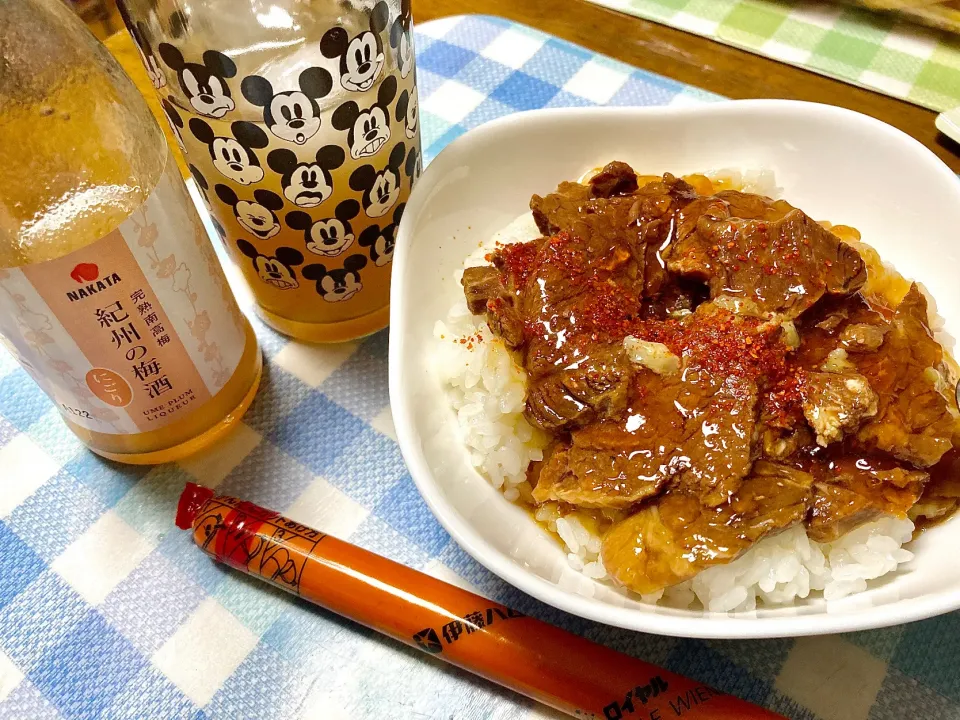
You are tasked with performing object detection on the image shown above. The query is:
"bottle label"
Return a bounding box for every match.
[0,158,247,434]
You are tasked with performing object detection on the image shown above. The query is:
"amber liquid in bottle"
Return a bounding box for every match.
[175,83,415,342]
[0,0,261,464]
[119,0,421,343]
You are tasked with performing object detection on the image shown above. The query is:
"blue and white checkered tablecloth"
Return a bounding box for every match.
[1,14,958,720]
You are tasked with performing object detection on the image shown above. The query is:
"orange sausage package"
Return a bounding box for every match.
[176,483,786,720]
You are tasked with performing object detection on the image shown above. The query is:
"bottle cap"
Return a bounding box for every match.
[176,482,215,529]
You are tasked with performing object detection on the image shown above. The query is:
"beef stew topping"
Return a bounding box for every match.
[462,162,959,594]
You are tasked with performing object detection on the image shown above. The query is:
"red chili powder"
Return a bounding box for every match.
[487,232,793,386]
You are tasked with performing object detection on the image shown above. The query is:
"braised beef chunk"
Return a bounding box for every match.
[525,344,632,431]
[532,370,757,508]
[483,194,650,432]
[461,266,506,314]
[530,173,698,297]
[664,194,866,318]
[460,265,525,348]
[525,439,561,494]
[588,161,639,198]
[601,461,813,594]
[807,456,928,542]
[840,323,888,353]
[515,240,640,380]
[457,162,959,596]
[911,449,960,529]
[640,278,709,320]
[642,371,757,506]
[485,305,526,349]
[530,181,592,237]
[531,441,667,508]
[802,371,878,447]
[793,287,957,464]
[794,293,890,369]
[854,285,957,467]
[529,298,788,507]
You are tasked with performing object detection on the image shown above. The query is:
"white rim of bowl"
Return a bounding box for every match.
[389,100,960,638]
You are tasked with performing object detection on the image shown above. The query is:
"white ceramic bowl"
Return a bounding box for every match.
[388,101,960,639]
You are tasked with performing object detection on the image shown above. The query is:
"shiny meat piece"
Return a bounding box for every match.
[485,303,525,348]
[531,173,698,239]
[664,372,757,506]
[588,161,639,198]
[476,227,644,382]
[854,284,958,467]
[808,484,873,543]
[530,181,591,237]
[530,443,667,508]
[806,456,928,542]
[524,344,632,431]
[517,241,640,378]
[817,313,848,332]
[525,378,589,430]
[601,461,813,594]
[532,369,757,508]
[664,193,866,318]
[530,173,699,297]
[639,278,708,320]
[477,219,648,430]
[910,449,960,529]
[802,371,878,447]
[840,323,888,353]
[461,265,504,314]
[795,288,957,466]
[460,265,525,347]
[794,293,889,368]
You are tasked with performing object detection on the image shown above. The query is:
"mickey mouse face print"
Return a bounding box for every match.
[302,254,368,302]
[395,88,418,140]
[358,203,404,267]
[267,145,345,208]
[389,0,414,79]
[332,76,397,160]
[189,118,269,185]
[287,200,361,257]
[320,1,389,92]
[236,240,304,290]
[241,67,334,146]
[161,98,185,149]
[127,19,167,89]
[350,142,405,218]
[215,184,284,240]
[159,44,237,119]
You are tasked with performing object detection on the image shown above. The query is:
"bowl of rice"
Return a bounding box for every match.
[388,101,960,638]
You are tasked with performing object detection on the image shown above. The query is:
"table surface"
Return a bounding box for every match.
[2,10,954,720]
[414,0,960,173]
[103,0,960,175]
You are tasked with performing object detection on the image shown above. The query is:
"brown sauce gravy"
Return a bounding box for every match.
[460,164,960,594]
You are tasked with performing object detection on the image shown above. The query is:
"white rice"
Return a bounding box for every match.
[434,214,549,497]
[435,172,919,612]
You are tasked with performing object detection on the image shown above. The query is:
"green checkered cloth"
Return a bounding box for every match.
[586,0,960,111]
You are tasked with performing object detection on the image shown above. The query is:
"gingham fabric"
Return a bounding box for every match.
[585,0,960,112]
[0,15,958,720]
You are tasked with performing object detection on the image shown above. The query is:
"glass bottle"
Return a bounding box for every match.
[0,0,262,464]
[119,0,421,342]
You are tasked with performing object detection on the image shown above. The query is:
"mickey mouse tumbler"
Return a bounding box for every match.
[119,0,420,342]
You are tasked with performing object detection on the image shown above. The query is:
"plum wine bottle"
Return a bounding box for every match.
[0,0,262,464]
